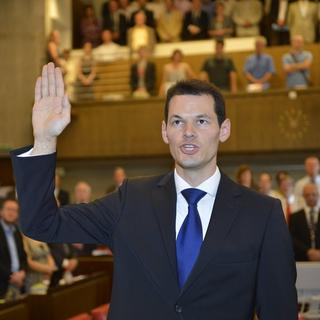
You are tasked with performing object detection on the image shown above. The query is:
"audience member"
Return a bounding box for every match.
[55,169,70,206]
[118,0,138,21]
[130,0,156,28]
[289,183,320,261]
[0,199,27,300]
[130,46,156,98]
[94,30,124,62]
[74,181,92,204]
[287,0,318,44]
[174,0,191,15]
[159,49,196,95]
[273,171,296,223]
[232,0,263,37]
[181,0,209,40]
[219,0,236,18]
[282,35,312,89]
[102,0,128,45]
[258,172,278,197]
[235,164,256,189]
[157,0,183,42]
[294,156,320,210]
[23,236,56,293]
[128,11,156,54]
[200,39,237,93]
[76,42,97,90]
[80,4,102,48]
[209,1,234,39]
[47,30,66,71]
[264,0,291,46]
[106,166,127,193]
[244,36,275,91]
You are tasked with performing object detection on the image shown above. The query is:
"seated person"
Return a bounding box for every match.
[80,4,101,48]
[181,0,209,40]
[232,0,262,37]
[209,1,233,39]
[47,30,67,74]
[282,34,312,89]
[23,236,56,293]
[289,183,320,261]
[77,42,97,88]
[130,0,156,28]
[102,0,127,45]
[130,46,156,98]
[157,0,183,42]
[200,39,237,93]
[128,11,156,55]
[159,49,196,95]
[93,30,124,62]
[0,199,27,301]
[244,36,275,91]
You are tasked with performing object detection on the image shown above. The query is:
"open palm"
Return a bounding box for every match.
[32,63,71,141]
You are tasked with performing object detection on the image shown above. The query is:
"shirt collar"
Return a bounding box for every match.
[304,206,319,215]
[174,167,221,197]
[0,219,16,233]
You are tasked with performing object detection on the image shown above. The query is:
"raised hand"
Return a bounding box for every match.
[32,63,71,155]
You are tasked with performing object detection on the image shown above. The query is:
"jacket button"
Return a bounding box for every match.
[175,304,183,313]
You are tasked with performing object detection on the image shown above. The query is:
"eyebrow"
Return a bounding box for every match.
[169,114,211,119]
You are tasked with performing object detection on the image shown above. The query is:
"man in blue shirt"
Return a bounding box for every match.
[0,199,27,300]
[244,36,275,91]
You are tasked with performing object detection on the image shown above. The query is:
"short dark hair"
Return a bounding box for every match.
[0,198,18,210]
[216,39,224,47]
[164,79,226,126]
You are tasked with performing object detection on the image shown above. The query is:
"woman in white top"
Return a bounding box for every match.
[159,49,196,96]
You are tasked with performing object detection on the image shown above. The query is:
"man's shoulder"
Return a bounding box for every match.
[126,172,173,190]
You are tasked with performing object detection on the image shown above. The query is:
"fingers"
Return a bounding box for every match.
[48,62,56,96]
[41,65,49,97]
[55,67,64,97]
[35,77,41,102]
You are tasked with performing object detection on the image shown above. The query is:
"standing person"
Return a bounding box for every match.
[106,167,127,194]
[289,183,320,261]
[47,30,67,72]
[159,49,196,96]
[244,36,275,91]
[287,0,318,44]
[200,39,237,93]
[0,199,27,300]
[11,63,297,319]
[282,34,312,89]
[80,4,102,48]
[294,156,320,210]
[235,164,256,190]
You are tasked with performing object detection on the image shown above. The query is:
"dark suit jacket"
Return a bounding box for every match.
[289,208,320,261]
[0,221,27,297]
[57,189,70,206]
[181,10,209,40]
[102,12,128,46]
[130,62,156,95]
[11,146,298,319]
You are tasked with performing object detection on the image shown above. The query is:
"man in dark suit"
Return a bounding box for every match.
[181,0,209,40]
[0,199,27,299]
[11,62,297,319]
[289,183,320,261]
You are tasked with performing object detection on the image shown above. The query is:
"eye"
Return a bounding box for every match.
[172,119,183,127]
[197,119,209,125]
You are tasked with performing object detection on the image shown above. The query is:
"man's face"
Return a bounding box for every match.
[305,157,320,178]
[255,40,265,54]
[74,183,91,204]
[215,43,224,56]
[114,168,126,186]
[303,184,319,208]
[258,174,272,194]
[292,36,303,51]
[162,95,230,177]
[1,200,19,224]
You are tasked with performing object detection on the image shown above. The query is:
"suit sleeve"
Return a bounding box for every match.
[255,199,298,319]
[10,146,124,250]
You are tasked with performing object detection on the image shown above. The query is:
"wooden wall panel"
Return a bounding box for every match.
[58,88,320,159]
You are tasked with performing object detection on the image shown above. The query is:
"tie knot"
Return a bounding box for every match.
[181,188,207,206]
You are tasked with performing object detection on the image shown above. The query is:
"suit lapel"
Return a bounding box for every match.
[180,173,242,295]
[151,172,180,296]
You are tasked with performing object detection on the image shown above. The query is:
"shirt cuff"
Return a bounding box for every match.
[18,148,34,157]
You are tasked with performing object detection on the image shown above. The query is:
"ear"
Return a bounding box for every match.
[161,120,169,144]
[219,118,231,143]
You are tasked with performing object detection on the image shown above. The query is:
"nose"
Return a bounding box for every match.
[183,122,196,139]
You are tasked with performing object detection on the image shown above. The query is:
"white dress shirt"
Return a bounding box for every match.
[174,167,221,240]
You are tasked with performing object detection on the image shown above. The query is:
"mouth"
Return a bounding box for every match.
[180,144,199,155]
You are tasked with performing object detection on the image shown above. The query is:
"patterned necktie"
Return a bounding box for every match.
[176,188,206,288]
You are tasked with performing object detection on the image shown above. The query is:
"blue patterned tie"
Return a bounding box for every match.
[176,188,206,288]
